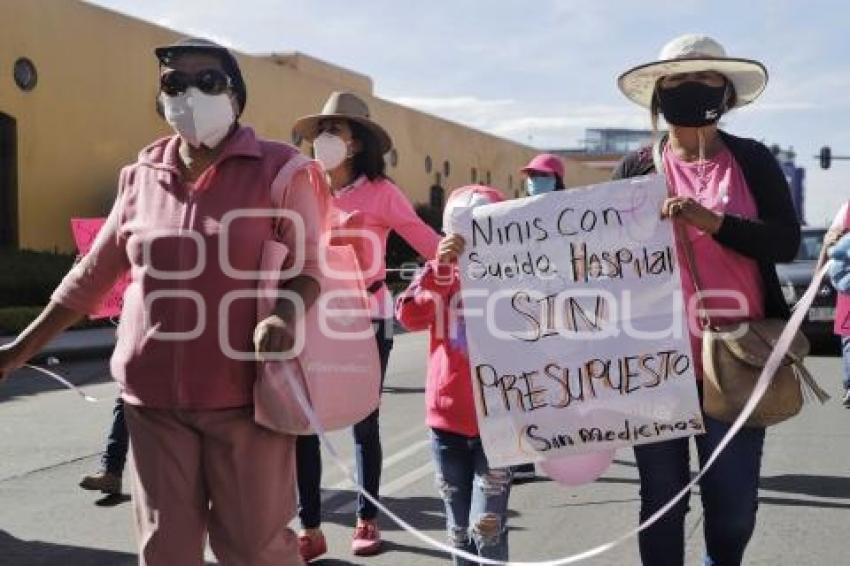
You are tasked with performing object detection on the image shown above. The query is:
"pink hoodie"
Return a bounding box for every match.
[395,185,505,437]
[52,126,326,410]
[396,261,478,436]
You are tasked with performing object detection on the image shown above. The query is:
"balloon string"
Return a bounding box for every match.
[284,264,829,565]
[23,364,98,403]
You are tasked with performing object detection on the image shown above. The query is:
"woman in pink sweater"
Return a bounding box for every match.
[291,92,440,559]
[0,39,325,566]
[396,185,513,566]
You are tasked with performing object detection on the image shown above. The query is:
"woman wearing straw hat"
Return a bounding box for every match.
[521,153,566,196]
[613,34,800,566]
[292,91,440,560]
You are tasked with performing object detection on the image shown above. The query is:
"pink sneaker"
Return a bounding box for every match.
[351,519,382,556]
[298,530,327,562]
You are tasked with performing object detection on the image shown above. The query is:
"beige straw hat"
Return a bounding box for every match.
[293,91,392,154]
[618,34,768,108]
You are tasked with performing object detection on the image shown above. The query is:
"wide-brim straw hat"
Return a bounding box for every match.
[618,34,768,109]
[293,91,392,154]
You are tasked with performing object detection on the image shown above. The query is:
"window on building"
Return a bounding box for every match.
[13,58,37,91]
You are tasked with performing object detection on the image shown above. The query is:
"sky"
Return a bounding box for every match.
[86,0,850,225]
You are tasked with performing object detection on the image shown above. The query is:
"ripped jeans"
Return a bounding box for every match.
[430,428,512,566]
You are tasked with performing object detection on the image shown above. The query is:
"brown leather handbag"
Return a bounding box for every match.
[679,227,829,427]
[700,319,821,427]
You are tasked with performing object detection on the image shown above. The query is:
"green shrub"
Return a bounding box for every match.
[0,306,111,335]
[0,249,113,334]
[0,306,43,334]
[0,249,76,308]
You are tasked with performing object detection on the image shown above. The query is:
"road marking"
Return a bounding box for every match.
[316,426,430,488]
[330,460,435,515]
[321,438,431,503]
[384,423,430,447]
[384,438,432,470]
[381,460,435,495]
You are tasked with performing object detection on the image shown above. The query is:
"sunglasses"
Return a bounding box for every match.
[160,69,233,96]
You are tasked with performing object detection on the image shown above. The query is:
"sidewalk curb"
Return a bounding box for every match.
[0,328,117,364]
[30,343,116,364]
[3,320,407,364]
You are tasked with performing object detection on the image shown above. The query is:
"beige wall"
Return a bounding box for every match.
[0,0,598,252]
[0,0,180,251]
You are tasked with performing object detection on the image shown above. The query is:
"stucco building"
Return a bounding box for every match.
[0,0,604,252]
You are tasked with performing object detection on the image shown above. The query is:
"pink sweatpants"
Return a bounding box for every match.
[125,404,304,566]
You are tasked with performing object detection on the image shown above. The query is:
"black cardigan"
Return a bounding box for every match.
[612,130,801,320]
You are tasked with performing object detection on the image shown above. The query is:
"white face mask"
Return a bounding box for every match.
[313,132,350,171]
[161,87,235,149]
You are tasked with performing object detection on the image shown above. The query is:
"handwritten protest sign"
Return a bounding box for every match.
[455,176,703,467]
[71,218,129,319]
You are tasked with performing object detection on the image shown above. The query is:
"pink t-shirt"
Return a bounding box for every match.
[663,145,765,378]
[331,176,440,319]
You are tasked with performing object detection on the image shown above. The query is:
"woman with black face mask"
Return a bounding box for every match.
[613,35,800,566]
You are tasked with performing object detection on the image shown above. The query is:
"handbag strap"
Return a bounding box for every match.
[676,222,712,328]
[653,137,711,329]
[269,154,332,238]
[748,323,830,402]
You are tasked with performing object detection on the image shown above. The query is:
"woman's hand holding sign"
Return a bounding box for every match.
[661,196,724,235]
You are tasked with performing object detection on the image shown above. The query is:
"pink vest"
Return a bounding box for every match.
[52,127,325,410]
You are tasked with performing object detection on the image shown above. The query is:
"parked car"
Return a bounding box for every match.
[775,226,840,351]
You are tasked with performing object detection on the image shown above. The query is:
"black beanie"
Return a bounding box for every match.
[155,37,247,117]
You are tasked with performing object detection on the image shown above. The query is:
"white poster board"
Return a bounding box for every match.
[455,175,703,467]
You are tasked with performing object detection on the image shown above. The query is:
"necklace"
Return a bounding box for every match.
[695,130,730,208]
[693,159,730,208]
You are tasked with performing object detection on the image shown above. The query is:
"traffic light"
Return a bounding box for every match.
[820,146,832,169]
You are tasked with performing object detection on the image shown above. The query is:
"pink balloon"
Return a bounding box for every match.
[538,449,616,486]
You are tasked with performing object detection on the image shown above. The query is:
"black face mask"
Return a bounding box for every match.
[657,82,727,127]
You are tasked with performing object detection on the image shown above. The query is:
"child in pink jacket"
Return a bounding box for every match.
[396,185,513,566]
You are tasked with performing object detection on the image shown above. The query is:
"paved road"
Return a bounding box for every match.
[1,331,848,565]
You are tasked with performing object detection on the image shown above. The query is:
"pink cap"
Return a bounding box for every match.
[443,185,505,233]
[521,153,565,178]
[445,185,505,208]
